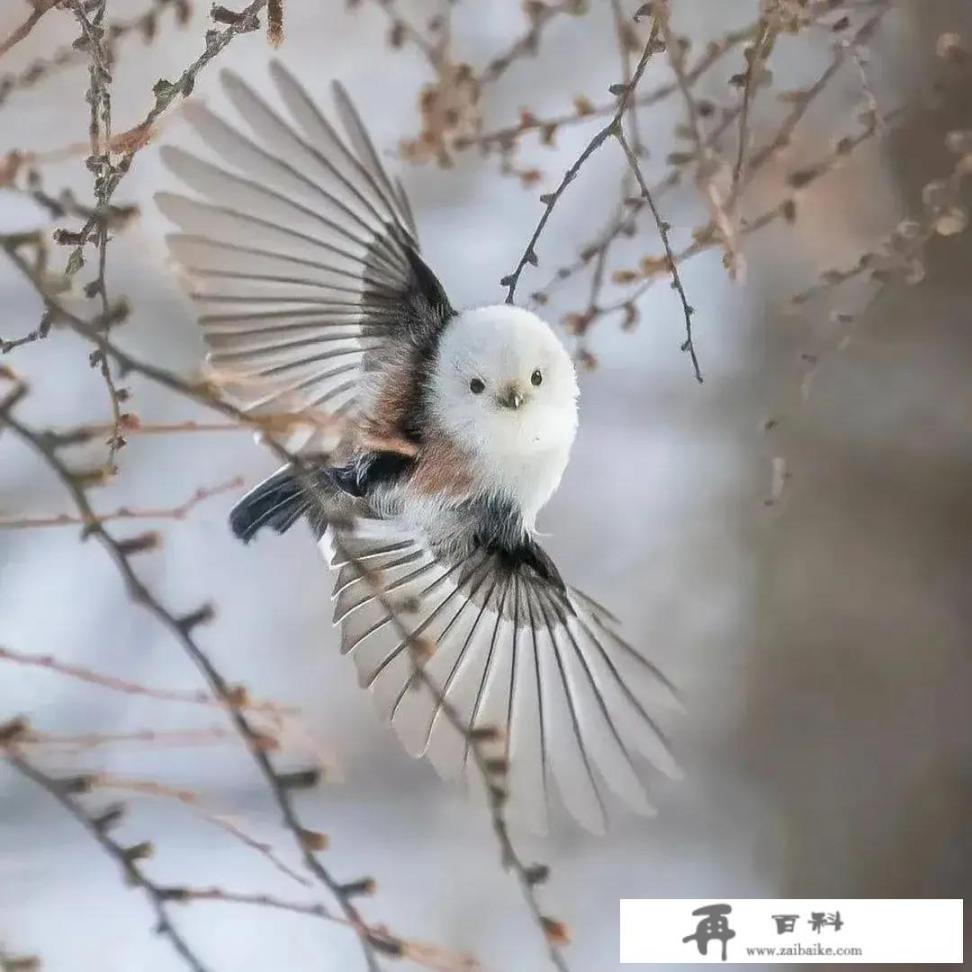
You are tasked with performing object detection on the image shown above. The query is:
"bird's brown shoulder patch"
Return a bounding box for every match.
[409,431,476,500]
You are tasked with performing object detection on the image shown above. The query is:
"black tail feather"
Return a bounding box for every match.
[230,467,311,542]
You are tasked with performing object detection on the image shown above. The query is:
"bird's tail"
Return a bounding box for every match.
[230,461,330,542]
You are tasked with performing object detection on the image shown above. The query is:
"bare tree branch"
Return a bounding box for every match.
[0,0,62,61]
[0,399,385,972]
[616,128,702,382]
[2,733,210,972]
[502,11,702,381]
[0,476,243,528]
[0,644,293,715]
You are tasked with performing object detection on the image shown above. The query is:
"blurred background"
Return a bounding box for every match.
[1,1,969,969]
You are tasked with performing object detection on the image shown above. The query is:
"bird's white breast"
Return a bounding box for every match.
[475,423,574,531]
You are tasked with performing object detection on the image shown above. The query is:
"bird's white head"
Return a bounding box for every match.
[429,304,579,523]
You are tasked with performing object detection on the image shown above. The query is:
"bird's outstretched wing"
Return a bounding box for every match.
[157,62,452,422]
[323,525,681,833]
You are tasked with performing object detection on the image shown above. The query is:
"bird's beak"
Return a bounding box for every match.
[497,385,525,410]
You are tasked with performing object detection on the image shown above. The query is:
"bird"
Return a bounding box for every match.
[157,61,680,833]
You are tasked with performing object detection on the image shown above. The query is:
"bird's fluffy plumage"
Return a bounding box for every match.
[159,62,679,832]
[429,306,578,530]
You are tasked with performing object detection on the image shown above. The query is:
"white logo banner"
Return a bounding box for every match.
[620,898,963,964]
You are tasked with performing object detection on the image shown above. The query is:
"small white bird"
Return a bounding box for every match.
[158,63,679,832]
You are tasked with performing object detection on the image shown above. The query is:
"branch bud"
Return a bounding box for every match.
[541,916,571,945]
[177,603,215,632]
[117,531,161,556]
[338,877,376,898]
[276,768,322,790]
[525,864,550,886]
[298,828,329,852]
[93,803,125,832]
[123,841,154,863]
[0,717,28,743]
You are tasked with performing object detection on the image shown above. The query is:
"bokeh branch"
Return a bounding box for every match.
[3,726,209,972]
[502,9,703,381]
[0,391,391,972]
[0,475,242,527]
[0,0,61,61]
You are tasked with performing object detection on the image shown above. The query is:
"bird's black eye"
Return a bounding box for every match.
[531,369,543,387]
[469,378,485,395]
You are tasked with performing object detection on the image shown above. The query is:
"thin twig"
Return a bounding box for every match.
[92,773,311,887]
[0,403,384,972]
[610,0,643,155]
[0,476,243,528]
[480,0,585,85]
[21,727,238,752]
[166,886,478,972]
[746,4,888,174]
[552,0,650,348]
[602,3,894,314]
[69,420,246,435]
[502,13,702,382]
[656,0,740,278]
[529,102,744,310]
[2,739,209,972]
[0,0,61,60]
[616,129,702,382]
[376,0,440,63]
[59,0,270,471]
[3,738,473,971]
[500,19,663,304]
[1,236,276,430]
[731,12,776,193]
[0,645,293,715]
[68,0,126,471]
[469,22,754,151]
[0,0,190,112]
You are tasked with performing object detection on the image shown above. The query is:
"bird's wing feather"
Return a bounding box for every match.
[157,62,452,423]
[321,525,681,834]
